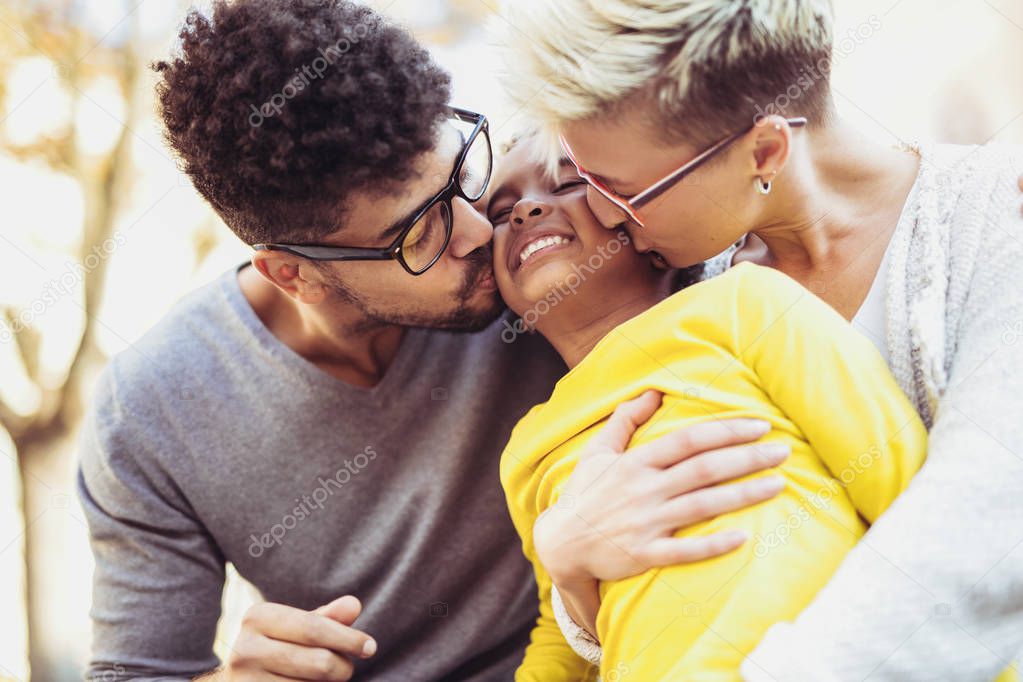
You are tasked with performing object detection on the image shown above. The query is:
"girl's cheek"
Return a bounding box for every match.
[491,229,510,275]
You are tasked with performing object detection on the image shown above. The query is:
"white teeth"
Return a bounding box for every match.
[519,235,569,264]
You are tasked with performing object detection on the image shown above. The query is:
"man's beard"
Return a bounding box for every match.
[319,246,505,333]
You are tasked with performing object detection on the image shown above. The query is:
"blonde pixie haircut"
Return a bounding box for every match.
[496,0,836,151]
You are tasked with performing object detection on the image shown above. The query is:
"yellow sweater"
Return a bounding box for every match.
[502,263,930,681]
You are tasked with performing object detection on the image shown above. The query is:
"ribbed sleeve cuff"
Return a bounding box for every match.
[551,584,604,667]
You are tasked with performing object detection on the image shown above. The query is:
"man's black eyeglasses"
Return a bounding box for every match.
[253,107,492,276]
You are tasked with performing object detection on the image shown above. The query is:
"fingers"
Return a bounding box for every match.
[252,635,355,681]
[584,390,664,456]
[634,418,772,468]
[641,530,749,567]
[246,603,375,660]
[653,475,785,530]
[236,671,297,682]
[658,441,790,495]
[315,595,362,627]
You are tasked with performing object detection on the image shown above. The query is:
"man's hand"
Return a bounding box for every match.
[203,595,376,681]
[535,390,788,587]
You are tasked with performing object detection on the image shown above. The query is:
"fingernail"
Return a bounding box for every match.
[759,442,791,462]
[737,419,771,437]
[725,529,749,544]
[363,639,377,657]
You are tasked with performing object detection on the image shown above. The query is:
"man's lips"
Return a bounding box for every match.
[477,271,497,290]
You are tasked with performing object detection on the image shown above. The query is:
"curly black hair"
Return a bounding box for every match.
[154,0,452,244]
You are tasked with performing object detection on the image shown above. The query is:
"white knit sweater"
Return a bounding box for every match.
[552,142,1023,681]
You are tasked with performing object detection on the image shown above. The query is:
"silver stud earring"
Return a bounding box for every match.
[754,176,772,195]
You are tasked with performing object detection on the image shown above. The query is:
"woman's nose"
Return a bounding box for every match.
[586,186,628,229]
[510,199,549,226]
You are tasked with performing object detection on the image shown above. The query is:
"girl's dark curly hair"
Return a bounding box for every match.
[154,0,452,244]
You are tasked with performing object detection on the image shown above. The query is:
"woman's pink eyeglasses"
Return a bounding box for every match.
[559,117,807,228]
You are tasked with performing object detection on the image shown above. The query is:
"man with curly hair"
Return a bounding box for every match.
[76,1,570,680]
[76,1,793,680]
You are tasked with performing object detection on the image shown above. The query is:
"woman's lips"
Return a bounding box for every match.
[649,250,671,270]
[510,232,576,272]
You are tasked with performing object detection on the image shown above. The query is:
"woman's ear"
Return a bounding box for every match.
[251,251,328,304]
[747,114,794,179]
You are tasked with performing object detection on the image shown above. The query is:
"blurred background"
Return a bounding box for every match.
[0,0,1020,679]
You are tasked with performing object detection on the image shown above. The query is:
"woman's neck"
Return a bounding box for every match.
[534,273,674,369]
[746,118,921,317]
[756,120,920,268]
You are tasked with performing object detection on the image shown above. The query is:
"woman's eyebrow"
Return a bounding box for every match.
[590,170,626,187]
[564,160,625,190]
[554,157,584,180]
[567,158,623,187]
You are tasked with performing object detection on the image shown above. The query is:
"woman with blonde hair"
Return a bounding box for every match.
[495,1,1023,680]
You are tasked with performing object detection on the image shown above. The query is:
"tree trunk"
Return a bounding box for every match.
[10,14,141,678]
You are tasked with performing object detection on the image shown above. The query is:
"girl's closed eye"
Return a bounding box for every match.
[489,204,513,224]
[553,179,587,193]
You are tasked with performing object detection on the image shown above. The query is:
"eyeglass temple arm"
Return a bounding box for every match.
[631,117,807,208]
[449,107,485,126]
[253,243,394,261]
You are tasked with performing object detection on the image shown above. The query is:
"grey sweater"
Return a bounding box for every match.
[78,266,567,681]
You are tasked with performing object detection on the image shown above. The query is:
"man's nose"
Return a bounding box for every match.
[448,196,494,258]
[586,186,628,229]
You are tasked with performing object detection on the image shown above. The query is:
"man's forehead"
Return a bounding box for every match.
[420,123,463,184]
[394,123,462,207]
[351,124,463,235]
